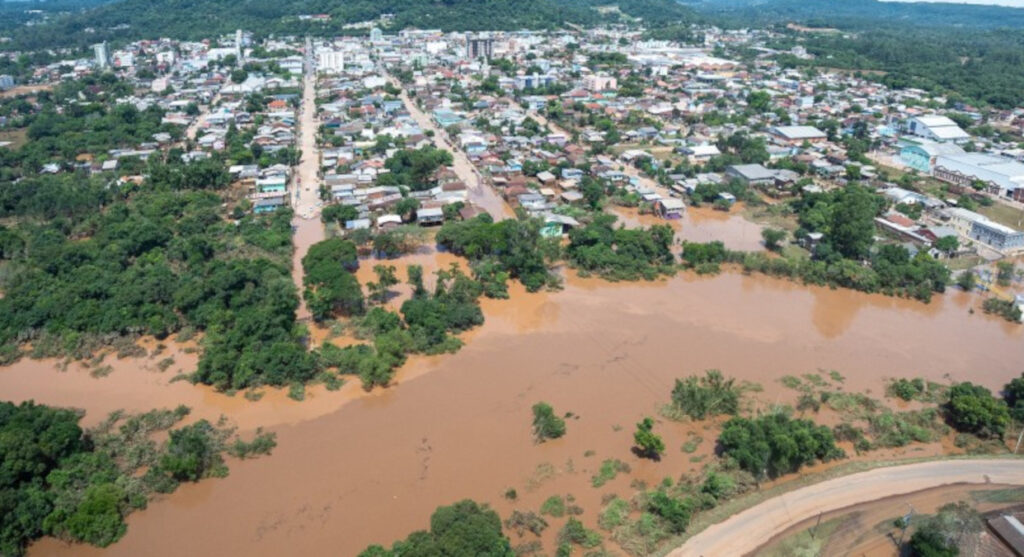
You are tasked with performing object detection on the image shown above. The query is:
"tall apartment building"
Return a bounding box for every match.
[93,42,111,69]
[317,49,345,74]
[466,34,493,60]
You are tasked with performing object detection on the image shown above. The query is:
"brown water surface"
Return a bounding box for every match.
[13,271,1022,557]
[609,205,766,252]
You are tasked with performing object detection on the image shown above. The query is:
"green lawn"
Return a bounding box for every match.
[977,202,1024,230]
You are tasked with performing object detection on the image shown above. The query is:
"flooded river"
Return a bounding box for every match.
[9,268,1022,557]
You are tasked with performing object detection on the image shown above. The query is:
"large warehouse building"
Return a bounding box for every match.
[933,153,1024,202]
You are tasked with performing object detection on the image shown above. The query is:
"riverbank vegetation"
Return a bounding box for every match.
[719,414,845,480]
[0,157,317,391]
[0,401,275,556]
[566,214,675,281]
[436,214,559,291]
[316,263,487,390]
[665,369,742,420]
[358,499,512,557]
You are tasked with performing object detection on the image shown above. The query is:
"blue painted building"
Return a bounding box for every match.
[898,138,964,174]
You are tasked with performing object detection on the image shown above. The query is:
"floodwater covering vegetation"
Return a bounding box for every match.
[315,263,487,389]
[0,401,274,556]
[358,499,512,556]
[0,146,317,390]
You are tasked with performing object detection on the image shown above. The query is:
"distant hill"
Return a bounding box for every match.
[688,0,1024,29]
[1,0,697,50]
[0,0,114,33]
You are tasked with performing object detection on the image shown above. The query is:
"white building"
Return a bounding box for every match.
[0,75,14,91]
[93,42,111,69]
[934,152,1024,201]
[583,74,617,92]
[905,115,970,143]
[317,49,345,74]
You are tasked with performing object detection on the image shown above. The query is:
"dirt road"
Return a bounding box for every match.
[184,93,220,142]
[666,459,1024,557]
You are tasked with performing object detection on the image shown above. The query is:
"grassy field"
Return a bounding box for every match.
[609,143,676,162]
[977,202,1024,230]
[758,518,841,557]
[0,128,28,150]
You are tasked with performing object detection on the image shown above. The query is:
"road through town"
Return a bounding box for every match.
[666,458,1024,557]
[388,74,513,220]
[290,38,326,321]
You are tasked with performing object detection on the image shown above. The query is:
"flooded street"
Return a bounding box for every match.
[291,41,327,321]
[388,73,515,221]
[14,268,1023,557]
[610,204,767,252]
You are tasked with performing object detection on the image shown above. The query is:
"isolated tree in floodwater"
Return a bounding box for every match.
[531,402,566,442]
[633,417,665,460]
[369,264,399,304]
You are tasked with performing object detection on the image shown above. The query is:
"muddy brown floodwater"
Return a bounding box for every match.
[609,204,767,252]
[10,269,1023,557]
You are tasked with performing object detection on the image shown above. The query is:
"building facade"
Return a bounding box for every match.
[93,42,111,69]
[934,153,1024,201]
[316,50,345,74]
[466,35,493,60]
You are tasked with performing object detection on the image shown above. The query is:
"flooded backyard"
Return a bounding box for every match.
[7,265,1022,557]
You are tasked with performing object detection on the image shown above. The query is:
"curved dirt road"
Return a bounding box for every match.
[668,459,1024,557]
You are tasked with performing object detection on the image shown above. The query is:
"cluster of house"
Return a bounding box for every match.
[5,23,1024,255]
[356,26,1024,253]
[309,37,480,230]
[0,30,314,186]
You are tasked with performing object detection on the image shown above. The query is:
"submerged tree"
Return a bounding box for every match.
[532,402,567,442]
[633,417,665,460]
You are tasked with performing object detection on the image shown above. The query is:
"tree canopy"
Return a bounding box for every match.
[358,499,513,557]
[718,413,844,480]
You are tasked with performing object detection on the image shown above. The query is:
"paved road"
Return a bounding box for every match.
[666,459,1024,557]
[388,74,513,220]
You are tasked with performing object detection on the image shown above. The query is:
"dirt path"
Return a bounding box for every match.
[667,459,1024,557]
[185,93,220,142]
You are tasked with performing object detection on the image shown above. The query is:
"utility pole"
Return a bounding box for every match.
[810,511,823,539]
[897,503,915,547]
[1014,423,1024,454]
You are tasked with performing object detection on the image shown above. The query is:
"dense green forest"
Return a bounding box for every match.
[697,0,1024,30]
[0,0,111,33]
[1,0,695,51]
[0,153,313,389]
[0,401,275,555]
[772,29,1024,109]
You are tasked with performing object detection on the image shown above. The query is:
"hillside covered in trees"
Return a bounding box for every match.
[2,0,697,51]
